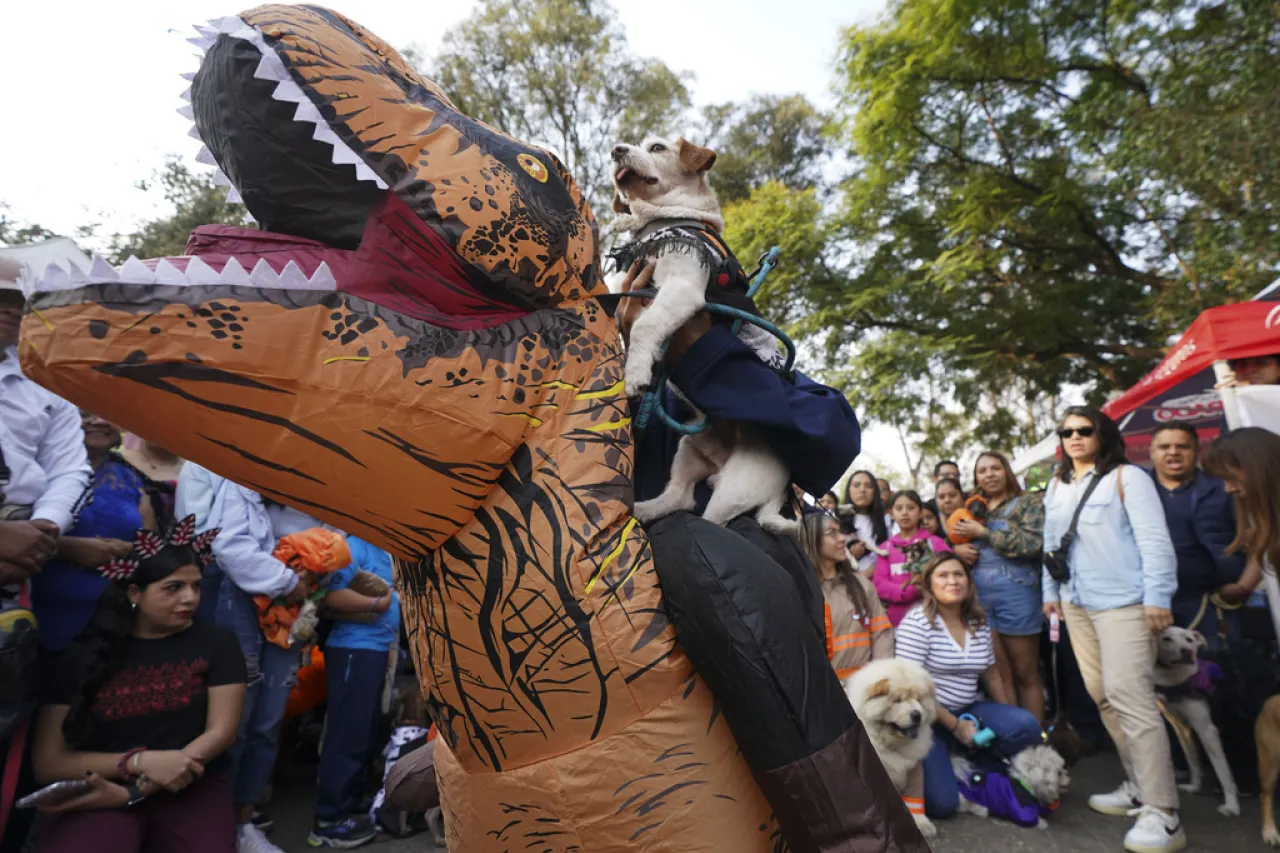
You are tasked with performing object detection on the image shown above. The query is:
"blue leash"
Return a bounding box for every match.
[634,246,789,435]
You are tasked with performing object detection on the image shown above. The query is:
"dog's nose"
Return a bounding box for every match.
[611,145,628,161]
[910,710,922,725]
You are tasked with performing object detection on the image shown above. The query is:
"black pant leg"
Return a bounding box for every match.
[647,513,927,853]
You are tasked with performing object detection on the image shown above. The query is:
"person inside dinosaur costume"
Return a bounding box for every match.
[18,6,924,852]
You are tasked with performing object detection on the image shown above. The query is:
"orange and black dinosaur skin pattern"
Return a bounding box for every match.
[20,5,785,850]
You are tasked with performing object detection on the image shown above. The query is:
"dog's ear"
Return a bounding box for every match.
[1192,630,1207,648]
[676,137,717,173]
[612,191,632,214]
[866,678,892,699]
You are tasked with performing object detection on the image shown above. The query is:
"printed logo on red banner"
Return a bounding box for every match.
[1137,338,1199,389]
[1154,391,1222,423]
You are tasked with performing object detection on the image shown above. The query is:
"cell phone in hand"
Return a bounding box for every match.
[16,779,92,809]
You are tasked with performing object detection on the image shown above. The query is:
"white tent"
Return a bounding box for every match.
[0,237,92,289]
[1012,431,1058,476]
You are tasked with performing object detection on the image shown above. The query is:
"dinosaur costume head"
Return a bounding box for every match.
[19,6,782,850]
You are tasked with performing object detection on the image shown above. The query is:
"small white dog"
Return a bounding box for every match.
[952,746,1069,830]
[610,135,795,534]
[1154,625,1240,817]
[845,659,939,839]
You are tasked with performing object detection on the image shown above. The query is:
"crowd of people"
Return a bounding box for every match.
[797,380,1280,851]
[3,233,1280,853]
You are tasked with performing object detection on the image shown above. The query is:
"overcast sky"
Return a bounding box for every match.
[2,0,883,236]
[1,0,921,480]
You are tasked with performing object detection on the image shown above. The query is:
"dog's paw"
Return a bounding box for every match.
[1178,782,1200,794]
[913,814,937,840]
[633,499,666,524]
[1217,801,1240,817]
[1264,826,1280,848]
[623,360,655,397]
[1037,819,1049,830]
[759,515,798,536]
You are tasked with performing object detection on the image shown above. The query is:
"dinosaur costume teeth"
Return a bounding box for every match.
[182,14,388,201]
[28,256,339,293]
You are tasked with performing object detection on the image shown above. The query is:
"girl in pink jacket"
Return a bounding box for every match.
[873,490,950,625]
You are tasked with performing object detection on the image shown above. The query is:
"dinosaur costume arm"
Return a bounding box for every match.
[666,324,861,495]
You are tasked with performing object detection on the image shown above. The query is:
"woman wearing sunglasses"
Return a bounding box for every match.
[1042,406,1181,853]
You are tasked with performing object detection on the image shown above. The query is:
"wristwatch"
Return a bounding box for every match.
[123,780,147,808]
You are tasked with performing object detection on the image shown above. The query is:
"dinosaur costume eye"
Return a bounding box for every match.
[517,153,548,183]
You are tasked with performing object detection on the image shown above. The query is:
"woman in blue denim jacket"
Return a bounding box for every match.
[1041,407,1182,853]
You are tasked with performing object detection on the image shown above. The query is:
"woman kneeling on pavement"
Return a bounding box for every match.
[895,553,1043,819]
[31,519,246,853]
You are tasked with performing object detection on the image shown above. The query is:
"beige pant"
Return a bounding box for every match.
[1063,601,1179,810]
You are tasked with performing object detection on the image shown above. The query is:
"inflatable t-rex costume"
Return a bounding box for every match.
[20,7,924,851]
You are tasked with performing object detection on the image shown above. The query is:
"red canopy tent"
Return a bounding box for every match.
[1103,302,1280,464]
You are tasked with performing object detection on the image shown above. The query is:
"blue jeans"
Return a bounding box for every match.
[212,582,301,809]
[922,701,1043,818]
[315,647,387,822]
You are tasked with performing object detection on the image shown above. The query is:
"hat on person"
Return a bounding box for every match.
[0,255,23,293]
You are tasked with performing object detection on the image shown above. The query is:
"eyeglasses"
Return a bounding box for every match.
[1057,426,1096,439]
[823,527,846,540]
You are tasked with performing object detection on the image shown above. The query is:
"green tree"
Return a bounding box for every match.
[701,94,832,205]
[817,0,1280,452]
[433,0,692,212]
[0,204,58,246]
[704,95,842,337]
[110,158,251,262]
[721,181,838,327]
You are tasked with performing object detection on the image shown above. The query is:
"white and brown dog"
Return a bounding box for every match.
[845,659,939,839]
[1155,625,1240,817]
[610,136,795,534]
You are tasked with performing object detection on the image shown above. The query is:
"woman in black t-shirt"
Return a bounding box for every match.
[31,520,247,853]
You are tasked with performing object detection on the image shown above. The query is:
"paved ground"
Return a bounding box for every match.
[272,751,1273,852]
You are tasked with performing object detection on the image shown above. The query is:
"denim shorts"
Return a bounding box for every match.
[975,565,1043,636]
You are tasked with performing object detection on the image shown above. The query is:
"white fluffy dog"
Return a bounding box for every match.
[952,745,1070,830]
[845,659,939,839]
[1155,625,1240,816]
[610,135,795,534]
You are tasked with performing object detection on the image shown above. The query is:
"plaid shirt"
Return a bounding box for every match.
[986,492,1044,561]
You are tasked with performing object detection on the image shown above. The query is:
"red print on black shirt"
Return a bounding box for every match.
[93,658,212,721]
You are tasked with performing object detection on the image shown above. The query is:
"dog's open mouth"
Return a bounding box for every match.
[614,166,658,186]
[890,722,922,740]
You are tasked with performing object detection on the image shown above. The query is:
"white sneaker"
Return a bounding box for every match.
[1089,780,1142,816]
[238,824,287,853]
[1123,806,1186,853]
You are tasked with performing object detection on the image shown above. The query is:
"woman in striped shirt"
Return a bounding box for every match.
[800,512,894,682]
[895,553,1044,819]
